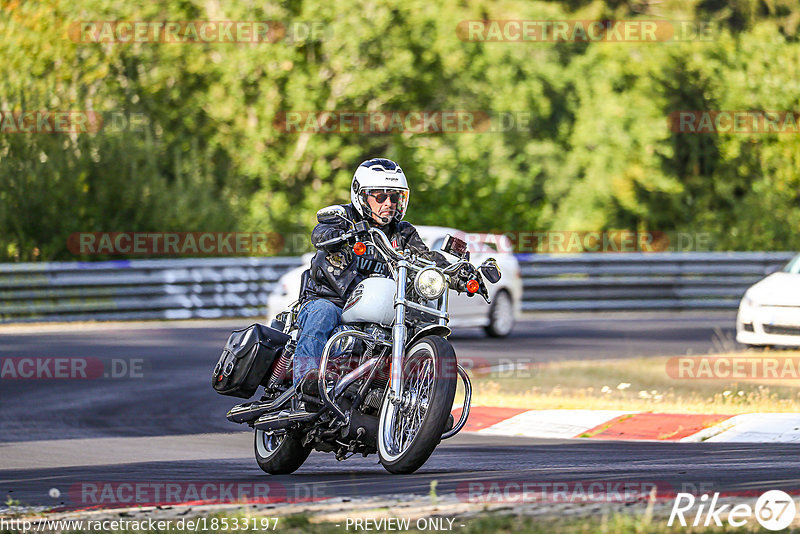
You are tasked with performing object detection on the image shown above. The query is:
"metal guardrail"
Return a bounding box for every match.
[517,251,795,312]
[0,257,303,323]
[0,252,794,323]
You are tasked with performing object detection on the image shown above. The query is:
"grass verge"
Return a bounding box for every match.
[462,351,800,413]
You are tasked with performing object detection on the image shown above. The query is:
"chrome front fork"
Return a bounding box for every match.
[438,285,449,327]
[388,261,409,404]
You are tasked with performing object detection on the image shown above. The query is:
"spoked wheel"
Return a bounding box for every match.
[377,335,457,474]
[254,429,311,474]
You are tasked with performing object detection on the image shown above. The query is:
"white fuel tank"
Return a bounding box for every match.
[341,277,395,327]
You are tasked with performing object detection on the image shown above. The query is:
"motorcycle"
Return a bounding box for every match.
[213,205,502,474]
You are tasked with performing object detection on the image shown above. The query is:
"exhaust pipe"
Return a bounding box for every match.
[226,388,295,424]
[253,410,318,431]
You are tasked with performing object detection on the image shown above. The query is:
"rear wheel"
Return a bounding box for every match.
[377,336,457,474]
[254,429,311,474]
[484,290,514,338]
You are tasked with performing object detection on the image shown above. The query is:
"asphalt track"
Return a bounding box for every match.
[3,311,799,509]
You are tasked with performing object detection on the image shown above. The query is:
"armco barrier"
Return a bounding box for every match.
[516,251,794,312]
[0,257,303,323]
[0,252,794,323]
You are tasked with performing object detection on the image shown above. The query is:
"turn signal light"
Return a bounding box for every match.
[466,279,479,293]
[354,242,366,256]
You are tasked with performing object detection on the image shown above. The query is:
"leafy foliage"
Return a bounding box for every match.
[1,0,799,261]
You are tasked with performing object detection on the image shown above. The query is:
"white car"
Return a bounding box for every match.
[736,253,800,347]
[266,226,523,337]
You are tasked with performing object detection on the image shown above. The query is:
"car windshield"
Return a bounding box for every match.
[783,254,800,274]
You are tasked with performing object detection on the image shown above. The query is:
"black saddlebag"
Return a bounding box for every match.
[212,323,291,398]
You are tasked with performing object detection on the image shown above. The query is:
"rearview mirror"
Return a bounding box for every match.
[317,205,348,224]
[441,234,470,261]
[479,258,501,284]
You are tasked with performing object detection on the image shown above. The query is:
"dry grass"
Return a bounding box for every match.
[457,350,800,414]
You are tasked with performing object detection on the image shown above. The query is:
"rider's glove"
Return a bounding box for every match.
[312,220,351,252]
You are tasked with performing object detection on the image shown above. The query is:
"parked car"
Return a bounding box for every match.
[736,253,800,347]
[267,226,523,337]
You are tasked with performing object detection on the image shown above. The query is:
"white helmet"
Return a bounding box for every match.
[350,158,410,225]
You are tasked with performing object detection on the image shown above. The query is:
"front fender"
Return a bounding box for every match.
[406,325,451,348]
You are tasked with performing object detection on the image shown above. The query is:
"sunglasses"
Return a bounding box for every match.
[367,191,402,204]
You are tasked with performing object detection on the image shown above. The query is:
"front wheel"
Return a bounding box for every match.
[377,336,457,474]
[254,430,311,474]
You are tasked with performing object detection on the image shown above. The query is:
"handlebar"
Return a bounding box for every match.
[316,231,356,249]
[316,226,402,259]
[367,227,404,261]
[315,220,494,302]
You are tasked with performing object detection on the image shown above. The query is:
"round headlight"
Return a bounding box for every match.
[414,267,446,300]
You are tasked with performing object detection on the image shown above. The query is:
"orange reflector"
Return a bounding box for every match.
[354,242,366,256]
[466,279,479,293]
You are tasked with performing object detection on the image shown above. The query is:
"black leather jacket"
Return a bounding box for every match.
[299,204,448,308]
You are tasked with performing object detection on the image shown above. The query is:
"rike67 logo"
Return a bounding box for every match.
[668,490,797,530]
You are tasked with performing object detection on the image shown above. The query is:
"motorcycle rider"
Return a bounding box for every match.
[291,158,448,404]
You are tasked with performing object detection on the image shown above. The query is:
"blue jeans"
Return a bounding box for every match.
[293,299,342,387]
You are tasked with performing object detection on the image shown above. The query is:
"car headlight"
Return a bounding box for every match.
[414,267,446,300]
